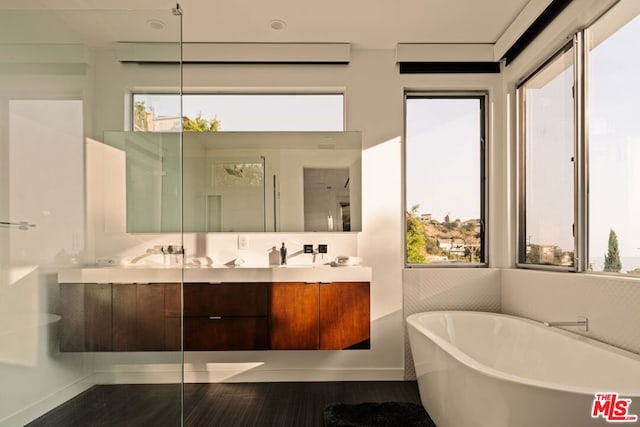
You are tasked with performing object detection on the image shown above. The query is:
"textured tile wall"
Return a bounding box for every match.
[402,268,501,379]
[501,269,640,355]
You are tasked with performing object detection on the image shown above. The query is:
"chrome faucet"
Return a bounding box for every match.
[161,245,184,266]
[280,243,287,265]
[543,316,588,332]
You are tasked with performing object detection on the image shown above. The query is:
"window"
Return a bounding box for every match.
[587,13,640,275]
[404,94,487,266]
[517,4,640,276]
[517,44,576,269]
[132,93,344,132]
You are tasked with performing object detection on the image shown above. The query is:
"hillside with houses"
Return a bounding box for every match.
[406,208,481,264]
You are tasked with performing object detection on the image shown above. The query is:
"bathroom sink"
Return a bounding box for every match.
[99,264,175,269]
[59,264,372,284]
[277,264,331,268]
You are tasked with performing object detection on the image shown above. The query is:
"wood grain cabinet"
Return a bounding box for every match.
[270,282,370,350]
[183,283,269,351]
[319,282,370,350]
[59,283,180,352]
[116,283,181,351]
[270,282,320,350]
[60,280,369,352]
[60,283,112,352]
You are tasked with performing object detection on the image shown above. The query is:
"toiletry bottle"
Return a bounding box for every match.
[280,243,287,265]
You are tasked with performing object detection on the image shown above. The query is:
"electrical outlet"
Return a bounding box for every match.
[303,244,313,254]
[238,234,248,250]
[318,244,328,254]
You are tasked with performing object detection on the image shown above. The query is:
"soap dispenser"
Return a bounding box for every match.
[280,243,287,265]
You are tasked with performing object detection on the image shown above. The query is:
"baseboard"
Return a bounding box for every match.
[93,371,183,385]
[183,368,405,383]
[92,367,403,384]
[0,374,94,427]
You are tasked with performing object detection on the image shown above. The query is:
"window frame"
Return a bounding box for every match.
[403,91,489,268]
[516,6,640,276]
[516,39,584,272]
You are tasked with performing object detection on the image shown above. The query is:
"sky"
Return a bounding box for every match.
[134,94,344,132]
[405,98,480,223]
[587,14,640,260]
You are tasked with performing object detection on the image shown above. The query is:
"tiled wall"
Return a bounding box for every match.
[501,269,640,355]
[403,268,501,379]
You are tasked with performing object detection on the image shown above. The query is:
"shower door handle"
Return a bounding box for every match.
[0,221,36,230]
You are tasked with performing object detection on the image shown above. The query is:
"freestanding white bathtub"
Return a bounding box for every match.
[407,311,640,427]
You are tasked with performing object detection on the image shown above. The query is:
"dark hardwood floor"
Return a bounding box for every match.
[27,381,425,427]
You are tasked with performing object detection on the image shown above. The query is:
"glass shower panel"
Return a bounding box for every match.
[0,8,183,426]
[103,132,183,233]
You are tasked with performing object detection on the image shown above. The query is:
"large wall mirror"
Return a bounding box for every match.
[102,131,361,233]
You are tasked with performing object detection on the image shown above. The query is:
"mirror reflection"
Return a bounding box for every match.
[304,168,352,232]
[101,131,361,233]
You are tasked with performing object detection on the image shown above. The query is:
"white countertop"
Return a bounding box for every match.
[57,265,372,284]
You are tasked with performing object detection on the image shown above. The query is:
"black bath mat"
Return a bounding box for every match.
[323,401,436,427]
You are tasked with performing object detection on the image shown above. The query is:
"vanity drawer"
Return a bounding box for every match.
[183,317,268,350]
[184,283,269,317]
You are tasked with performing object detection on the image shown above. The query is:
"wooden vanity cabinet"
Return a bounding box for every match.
[60,283,86,352]
[60,283,113,352]
[270,281,370,350]
[270,282,320,350]
[163,284,182,351]
[183,283,269,351]
[124,283,181,351]
[60,280,370,352]
[112,283,136,351]
[59,282,181,352]
[319,282,370,350]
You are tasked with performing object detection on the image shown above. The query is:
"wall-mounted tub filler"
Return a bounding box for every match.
[543,316,588,332]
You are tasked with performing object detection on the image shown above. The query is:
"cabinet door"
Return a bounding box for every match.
[270,282,319,350]
[319,282,370,350]
[59,283,85,351]
[85,283,113,351]
[183,283,269,351]
[112,284,137,351]
[136,284,166,351]
[184,283,269,316]
[184,317,268,351]
[164,283,182,351]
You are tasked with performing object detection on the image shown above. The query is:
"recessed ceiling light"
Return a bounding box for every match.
[270,19,286,31]
[147,19,166,31]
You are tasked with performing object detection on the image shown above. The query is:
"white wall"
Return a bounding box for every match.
[0,96,94,424]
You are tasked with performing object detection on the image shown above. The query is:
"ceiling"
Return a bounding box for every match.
[179,0,531,49]
[0,0,533,50]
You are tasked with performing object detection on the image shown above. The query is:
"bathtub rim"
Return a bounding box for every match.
[406,310,640,397]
